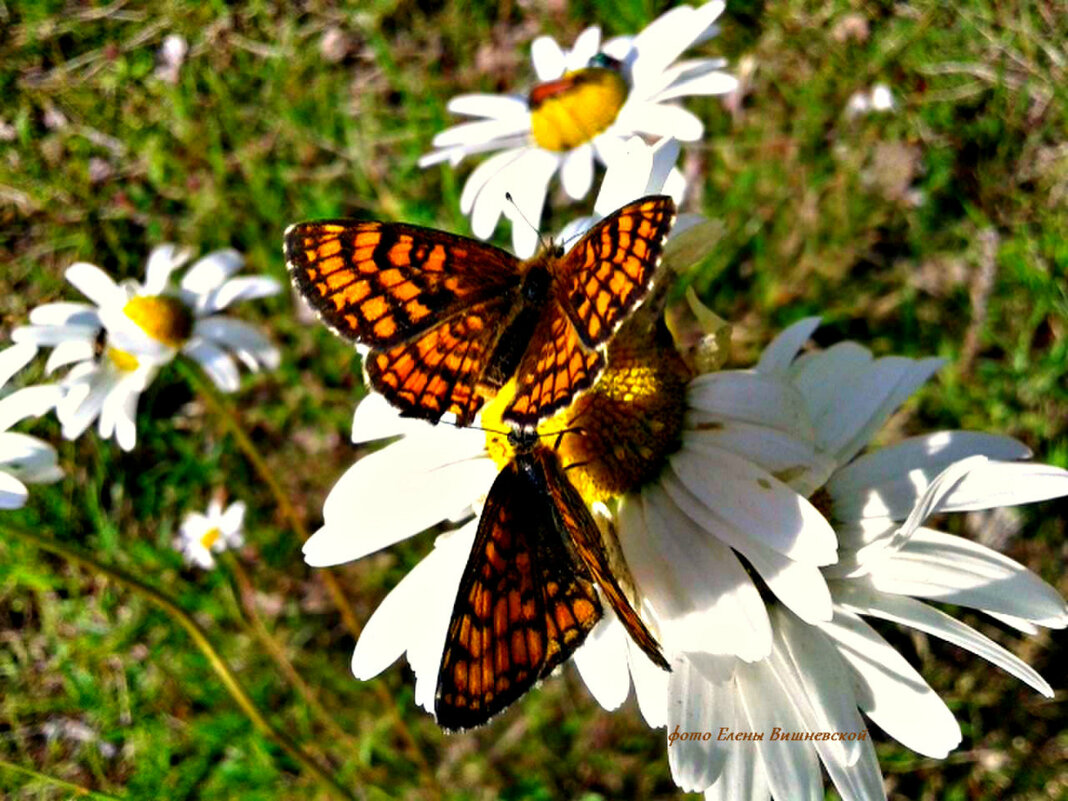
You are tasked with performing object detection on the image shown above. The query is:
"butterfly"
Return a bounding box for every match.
[284,195,676,429]
[435,427,669,731]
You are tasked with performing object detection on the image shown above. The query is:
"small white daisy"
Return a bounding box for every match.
[420,1,737,257]
[177,498,247,569]
[845,82,896,117]
[0,381,64,510]
[9,245,281,450]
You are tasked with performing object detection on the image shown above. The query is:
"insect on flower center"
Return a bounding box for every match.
[106,346,140,372]
[199,527,222,550]
[528,55,628,152]
[123,295,194,348]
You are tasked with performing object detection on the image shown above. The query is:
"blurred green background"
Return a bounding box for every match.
[1,1,1066,799]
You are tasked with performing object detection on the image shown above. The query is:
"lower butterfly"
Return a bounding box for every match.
[435,428,669,731]
[284,196,675,429]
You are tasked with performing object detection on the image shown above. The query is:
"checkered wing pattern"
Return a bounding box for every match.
[285,220,519,424]
[435,459,602,731]
[558,195,676,349]
[536,447,671,671]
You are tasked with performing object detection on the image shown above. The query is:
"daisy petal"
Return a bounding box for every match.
[64,262,120,307]
[445,93,530,120]
[823,608,961,759]
[0,343,37,388]
[834,581,1055,696]
[566,26,602,72]
[179,249,244,294]
[560,143,594,200]
[667,655,729,791]
[573,613,632,711]
[185,339,241,392]
[867,528,1068,628]
[618,102,704,141]
[0,470,29,509]
[755,318,822,373]
[210,276,283,312]
[687,371,815,441]
[531,35,566,81]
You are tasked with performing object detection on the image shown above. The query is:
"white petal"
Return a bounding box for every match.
[193,317,280,371]
[12,323,98,348]
[352,392,422,443]
[833,581,1055,696]
[144,244,192,293]
[737,661,822,801]
[630,3,721,90]
[566,26,602,72]
[0,470,29,509]
[755,318,822,373]
[647,136,682,195]
[65,262,120,307]
[827,432,1033,520]
[0,432,61,483]
[667,655,728,792]
[0,385,63,431]
[431,116,534,150]
[628,489,772,660]
[930,458,1068,513]
[221,500,246,536]
[58,372,111,441]
[654,69,738,103]
[796,348,945,466]
[501,149,561,258]
[45,340,94,374]
[185,339,240,392]
[685,422,837,497]
[0,343,38,389]
[702,737,768,801]
[445,93,529,120]
[179,248,244,294]
[305,438,494,566]
[630,639,670,728]
[687,370,815,442]
[867,528,1068,627]
[822,608,961,758]
[559,143,594,200]
[530,35,566,80]
[27,302,99,327]
[573,613,632,711]
[669,445,837,565]
[209,276,282,312]
[459,147,526,218]
[617,101,704,141]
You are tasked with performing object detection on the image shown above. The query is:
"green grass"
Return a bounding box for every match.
[1,1,1066,799]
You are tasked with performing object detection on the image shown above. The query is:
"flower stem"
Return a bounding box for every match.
[2,523,357,801]
[0,758,122,800]
[180,360,437,788]
[223,552,360,750]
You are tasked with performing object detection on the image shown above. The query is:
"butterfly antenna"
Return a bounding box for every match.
[442,420,509,436]
[504,191,552,252]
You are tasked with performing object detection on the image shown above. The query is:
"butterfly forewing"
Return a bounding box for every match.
[558,195,676,349]
[536,447,671,670]
[435,458,602,731]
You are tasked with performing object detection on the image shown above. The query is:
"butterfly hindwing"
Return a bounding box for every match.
[435,456,602,731]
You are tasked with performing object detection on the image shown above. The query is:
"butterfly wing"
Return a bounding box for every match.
[556,195,676,349]
[285,220,521,424]
[535,447,671,671]
[435,459,602,731]
[503,309,605,428]
[501,196,675,428]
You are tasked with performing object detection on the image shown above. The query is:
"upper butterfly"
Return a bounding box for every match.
[284,195,676,428]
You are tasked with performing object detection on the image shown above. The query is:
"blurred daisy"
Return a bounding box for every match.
[845,83,896,118]
[581,318,1068,799]
[0,383,64,509]
[9,246,281,450]
[177,498,247,569]
[420,1,737,257]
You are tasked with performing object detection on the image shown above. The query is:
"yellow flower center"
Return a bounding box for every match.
[106,346,140,372]
[528,66,628,152]
[123,295,194,348]
[482,288,693,506]
[199,527,222,550]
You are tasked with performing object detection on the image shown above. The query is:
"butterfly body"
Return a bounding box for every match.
[435,428,669,731]
[285,195,676,428]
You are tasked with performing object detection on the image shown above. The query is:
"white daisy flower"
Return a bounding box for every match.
[9,246,281,450]
[177,498,247,569]
[419,1,737,257]
[584,318,1068,798]
[845,83,896,118]
[0,382,64,510]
